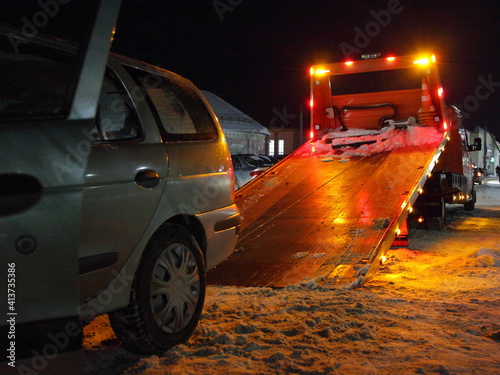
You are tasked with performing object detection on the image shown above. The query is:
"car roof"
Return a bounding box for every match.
[109,53,199,93]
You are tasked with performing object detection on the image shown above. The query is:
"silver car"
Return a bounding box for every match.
[0,12,240,361]
[232,154,273,189]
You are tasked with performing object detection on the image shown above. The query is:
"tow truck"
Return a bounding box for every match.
[208,53,481,289]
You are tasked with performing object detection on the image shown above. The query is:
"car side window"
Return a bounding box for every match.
[90,74,140,142]
[126,67,217,142]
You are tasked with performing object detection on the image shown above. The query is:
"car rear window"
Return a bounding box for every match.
[330,68,423,96]
[126,67,217,142]
[243,155,271,168]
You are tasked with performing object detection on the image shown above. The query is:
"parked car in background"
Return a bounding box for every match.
[259,154,280,165]
[1,21,240,359]
[473,168,484,184]
[232,154,273,189]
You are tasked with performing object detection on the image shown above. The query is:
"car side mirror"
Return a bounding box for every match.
[468,137,482,151]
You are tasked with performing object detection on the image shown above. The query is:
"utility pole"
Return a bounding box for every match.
[483,123,487,172]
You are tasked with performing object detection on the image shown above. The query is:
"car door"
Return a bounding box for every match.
[78,61,168,303]
[0,1,121,373]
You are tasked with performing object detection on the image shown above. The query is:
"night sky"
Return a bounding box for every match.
[112,0,500,138]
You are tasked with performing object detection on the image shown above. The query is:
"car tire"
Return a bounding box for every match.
[108,224,206,354]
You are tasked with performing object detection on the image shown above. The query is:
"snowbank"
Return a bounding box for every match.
[469,248,500,267]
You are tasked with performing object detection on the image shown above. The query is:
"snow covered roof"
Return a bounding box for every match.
[201,90,270,135]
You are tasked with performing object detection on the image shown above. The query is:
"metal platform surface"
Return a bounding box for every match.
[208,127,446,288]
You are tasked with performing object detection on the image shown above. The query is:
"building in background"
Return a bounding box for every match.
[266,108,307,157]
[468,126,500,176]
[202,91,270,155]
[266,128,298,157]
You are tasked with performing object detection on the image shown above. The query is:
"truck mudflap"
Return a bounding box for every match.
[207,126,447,288]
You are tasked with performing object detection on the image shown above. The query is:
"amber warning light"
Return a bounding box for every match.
[311,68,330,76]
[413,54,437,66]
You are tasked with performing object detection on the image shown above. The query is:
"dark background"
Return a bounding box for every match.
[112,0,500,137]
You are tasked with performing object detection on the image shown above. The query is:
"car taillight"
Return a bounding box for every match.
[250,171,264,177]
[227,159,235,197]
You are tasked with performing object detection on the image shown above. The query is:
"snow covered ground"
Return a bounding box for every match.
[84,179,500,375]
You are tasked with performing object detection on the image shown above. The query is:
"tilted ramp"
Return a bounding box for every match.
[208,126,447,288]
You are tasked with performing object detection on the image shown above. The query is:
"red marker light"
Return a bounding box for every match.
[250,171,264,177]
[309,130,314,139]
[443,121,448,130]
[345,61,354,66]
[386,56,396,62]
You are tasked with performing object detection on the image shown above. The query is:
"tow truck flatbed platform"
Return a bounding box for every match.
[208,126,446,288]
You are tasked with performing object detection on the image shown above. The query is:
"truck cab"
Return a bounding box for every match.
[310,54,447,137]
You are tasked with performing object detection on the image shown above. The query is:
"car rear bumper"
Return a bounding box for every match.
[197,204,240,270]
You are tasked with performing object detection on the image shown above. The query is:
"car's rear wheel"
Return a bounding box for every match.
[109,224,206,353]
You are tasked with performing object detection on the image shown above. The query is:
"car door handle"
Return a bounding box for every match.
[135,169,160,189]
[0,173,42,216]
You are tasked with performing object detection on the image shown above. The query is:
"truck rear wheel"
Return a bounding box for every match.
[464,190,476,211]
[426,216,444,230]
[420,197,446,230]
